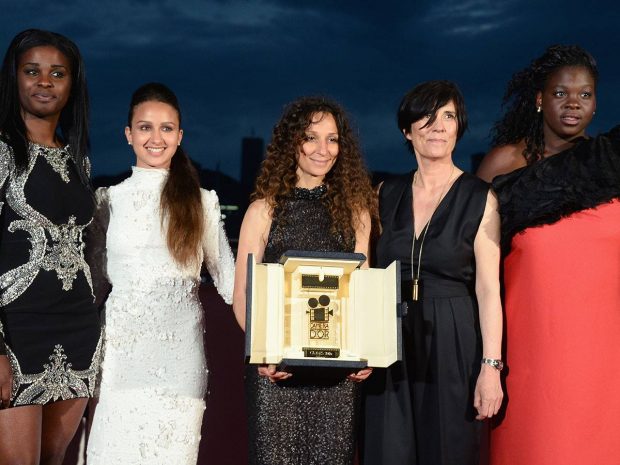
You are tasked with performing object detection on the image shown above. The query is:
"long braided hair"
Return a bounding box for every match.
[491,45,598,164]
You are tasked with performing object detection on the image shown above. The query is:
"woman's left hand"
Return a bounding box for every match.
[473,364,503,420]
[348,367,373,382]
[258,364,292,383]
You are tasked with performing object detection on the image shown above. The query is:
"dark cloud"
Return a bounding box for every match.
[2,0,619,178]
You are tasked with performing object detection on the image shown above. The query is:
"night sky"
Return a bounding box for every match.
[4,0,620,179]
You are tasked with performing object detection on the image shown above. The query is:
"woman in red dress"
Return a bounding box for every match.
[479,45,620,465]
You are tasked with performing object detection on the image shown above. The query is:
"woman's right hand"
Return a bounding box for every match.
[0,355,13,409]
[257,364,292,383]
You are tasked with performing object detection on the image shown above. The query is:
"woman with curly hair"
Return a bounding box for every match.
[479,46,620,465]
[477,44,597,182]
[233,96,377,465]
[362,80,503,465]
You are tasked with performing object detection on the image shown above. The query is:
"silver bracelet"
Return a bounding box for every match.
[481,358,504,371]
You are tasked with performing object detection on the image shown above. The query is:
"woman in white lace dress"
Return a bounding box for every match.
[87,82,235,464]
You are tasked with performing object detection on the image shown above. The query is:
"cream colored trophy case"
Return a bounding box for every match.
[245,251,402,369]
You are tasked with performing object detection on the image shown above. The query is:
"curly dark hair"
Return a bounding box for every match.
[491,44,598,164]
[252,96,378,247]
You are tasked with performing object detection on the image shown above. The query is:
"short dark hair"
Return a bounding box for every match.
[397,80,468,152]
[0,28,90,184]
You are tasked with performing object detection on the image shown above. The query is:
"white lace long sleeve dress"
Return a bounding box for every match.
[87,167,234,465]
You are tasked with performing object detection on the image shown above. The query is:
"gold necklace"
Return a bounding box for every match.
[410,164,455,301]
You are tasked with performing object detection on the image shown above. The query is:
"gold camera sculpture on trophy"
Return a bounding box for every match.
[245,251,402,369]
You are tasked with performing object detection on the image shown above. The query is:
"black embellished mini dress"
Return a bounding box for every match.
[0,140,102,407]
[246,185,360,465]
[363,171,489,465]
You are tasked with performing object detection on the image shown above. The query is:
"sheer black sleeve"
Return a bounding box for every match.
[85,187,112,311]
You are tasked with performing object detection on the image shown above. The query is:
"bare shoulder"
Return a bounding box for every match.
[242,199,273,233]
[238,199,273,259]
[476,143,526,183]
[245,198,270,218]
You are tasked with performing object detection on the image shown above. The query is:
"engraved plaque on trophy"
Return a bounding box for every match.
[302,287,340,358]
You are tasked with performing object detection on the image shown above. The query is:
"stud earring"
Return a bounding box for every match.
[593,111,596,116]
[536,106,541,113]
[128,142,132,145]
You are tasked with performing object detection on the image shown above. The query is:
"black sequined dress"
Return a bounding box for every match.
[246,185,359,465]
[0,141,102,407]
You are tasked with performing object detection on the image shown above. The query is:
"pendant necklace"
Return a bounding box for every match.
[410,164,455,301]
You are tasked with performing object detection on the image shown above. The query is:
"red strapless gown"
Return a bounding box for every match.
[490,200,620,465]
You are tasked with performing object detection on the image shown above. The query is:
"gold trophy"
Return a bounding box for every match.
[246,252,401,369]
[300,274,340,358]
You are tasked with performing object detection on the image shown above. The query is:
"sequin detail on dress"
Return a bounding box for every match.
[0,140,101,406]
[248,185,358,465]
[87,167,235,465]
[8,335,103,406]
[40,215,87,289]
[34,144,72,183]
[0,143,93,306]
[264,185,349,262]
[293,183,326,199]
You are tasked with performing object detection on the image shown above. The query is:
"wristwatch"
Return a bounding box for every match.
[481,358,504,371]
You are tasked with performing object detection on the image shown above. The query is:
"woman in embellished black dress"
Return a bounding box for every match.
[0,29,101,464]
[233,96,377,465]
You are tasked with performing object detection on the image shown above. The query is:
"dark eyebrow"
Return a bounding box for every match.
[305,131,338,136]
[135,120,177,125]
[21,62,68,69]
